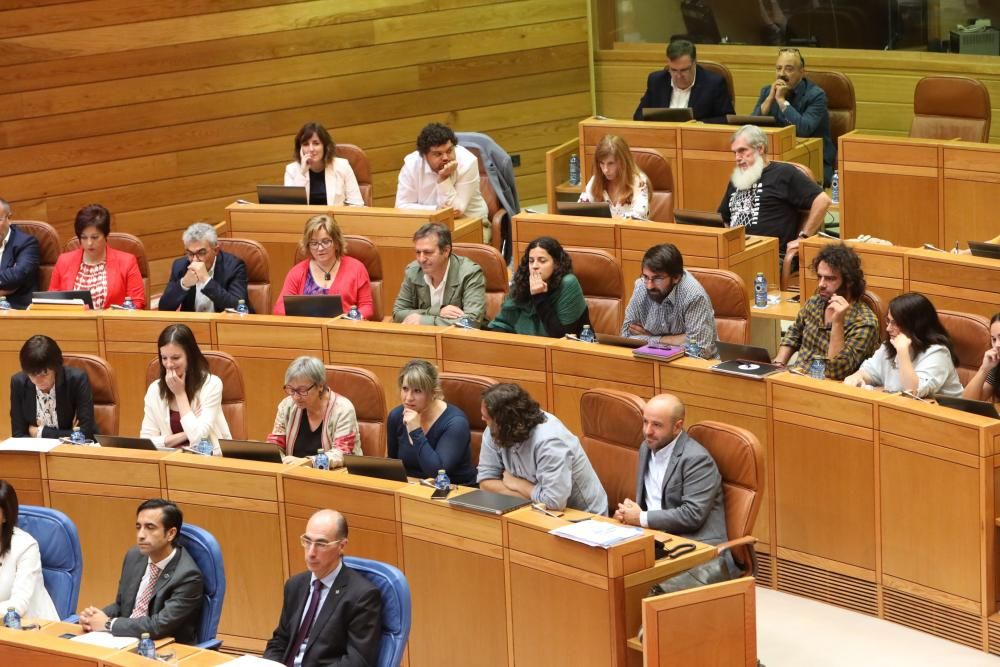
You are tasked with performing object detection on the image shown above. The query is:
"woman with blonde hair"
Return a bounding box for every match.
[578,134,650,220]
[272,214,373,317]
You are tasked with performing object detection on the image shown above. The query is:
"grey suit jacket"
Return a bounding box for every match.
[636,430,729,546]
[103,545,204,644]
[392,254,486,327]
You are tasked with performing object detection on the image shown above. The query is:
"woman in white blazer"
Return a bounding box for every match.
[140,324,231,454]
[284,122,365,207]
[0,480,59,621]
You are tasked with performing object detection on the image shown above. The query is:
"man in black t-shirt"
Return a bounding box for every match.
[718,125,830,257]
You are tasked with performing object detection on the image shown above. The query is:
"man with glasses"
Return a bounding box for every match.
[159,221,250,312]
[264,509,382,667]
[0,197,40,309]
[621,243,718,358]
[752,47,834,186]
[633,40,733,124]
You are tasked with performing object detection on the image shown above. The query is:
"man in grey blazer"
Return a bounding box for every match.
[78,499,203,644]
[614,393,736,577]
[393,222,486,327]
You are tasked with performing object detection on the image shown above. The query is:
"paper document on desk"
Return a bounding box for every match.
[549,519,643,549]
[69,632,136,649]
[0,437,62,452]
[226,655,285,666]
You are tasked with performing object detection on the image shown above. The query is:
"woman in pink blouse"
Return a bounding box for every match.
[273,214,373,318]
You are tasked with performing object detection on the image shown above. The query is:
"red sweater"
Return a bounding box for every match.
[273,256,374,318]
[49,246,146,309]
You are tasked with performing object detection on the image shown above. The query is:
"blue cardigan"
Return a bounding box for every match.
[386,403,476,485]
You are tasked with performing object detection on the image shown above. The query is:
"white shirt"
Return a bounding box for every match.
[0,527,59,620]
[669,69,696,109]
[394,145,488,223]
[193,261,217,313]
[423,260,450,311]
[292,562,343,667]
[110,547,177,630]
[639,434,680,528]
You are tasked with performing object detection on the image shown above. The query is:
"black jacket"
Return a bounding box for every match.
[0,225,40,309]
[10,365,97,439]
[158,250,250,313]
[633,64,734,124]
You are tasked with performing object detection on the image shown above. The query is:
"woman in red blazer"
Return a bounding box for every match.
[49,204,145,309]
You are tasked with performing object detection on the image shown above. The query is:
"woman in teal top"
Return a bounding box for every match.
[488,236,591,338]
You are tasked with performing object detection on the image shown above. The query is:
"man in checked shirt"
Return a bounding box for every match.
[621,243,719,358]
[774,243,879,379]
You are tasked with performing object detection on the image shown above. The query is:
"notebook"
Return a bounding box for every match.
[725,114,778,127]
[447,489,531,515]
[96,435,158,451]
[715,341,772,363]
[343,455,409,483]
[283,295,343,318]
[596,333,646,349]
[219,439,284,464]
[256,185,307,205]
[709,359,783,380]
[631,343,685,362]
[968,241,1000,260]
[555,201,613,218]
[933,394,1000,418]
[672,210,726,228]
[641,107,694,122]
[32,290,94,308]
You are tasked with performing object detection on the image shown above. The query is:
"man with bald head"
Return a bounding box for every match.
[615,395,731,560]
[264,509,382,667]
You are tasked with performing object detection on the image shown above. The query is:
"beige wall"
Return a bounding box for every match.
[0,0,592,290]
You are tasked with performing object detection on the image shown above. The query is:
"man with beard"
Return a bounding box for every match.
[718,124,830,259]
[752,48,834,186]
[774,242,878,379]
[395,122,488,224]
[621,243,718,358]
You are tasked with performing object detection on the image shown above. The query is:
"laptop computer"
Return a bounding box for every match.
[555,201,613,218]
[933,394,1000,418]
[725,114,778,127]
[256,185,307,205]
[96,434,158,451]
[343,455,409,483]
[218,439,284,464]
[283,295,344,318]
[710,359,783,380]
[32,290,94,308]
[968,241,1000,260]
[447,489,531,515]
[641,107,694,122]
[595,333,645,349]
[672,210,726,228]
[716,341,772,363]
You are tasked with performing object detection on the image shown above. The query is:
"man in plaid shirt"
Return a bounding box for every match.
[774,243,878,379]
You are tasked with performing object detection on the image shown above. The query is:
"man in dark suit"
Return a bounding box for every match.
[158,222,250,312]
[78,499,203,644]
[265,509,382,667]
[0,198,40,309]
[614,393,736,577]
[633,40,734,124]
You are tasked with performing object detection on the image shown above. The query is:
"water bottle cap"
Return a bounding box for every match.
[238,299,245,304]
[438,469,446,474]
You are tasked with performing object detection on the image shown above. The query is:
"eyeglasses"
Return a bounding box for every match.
[185,248,211,260]
[777,47,804,66]
[299,535,343,550]
[640,274,670,286]
[284,383,317,397]
[308,239,335,250]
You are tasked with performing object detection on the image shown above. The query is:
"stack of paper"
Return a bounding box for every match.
[226,655,285,666]
[69,632,136,649]
[0,437,62,453]
[549,519,643,549]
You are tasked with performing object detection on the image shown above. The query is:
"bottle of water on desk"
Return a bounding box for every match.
[435,469,451,491]
[236,299,249,316]
[455,315,472,329]
[137,633,156,659]
[196,437,213,456]
[753,272,767,309]
[314,448,330,471]
[568,154,581,186]
[122,296,135,310]
[345,305,362,321]
[4,607,21,629]
[808,356,827,380]
[831,170,840,204]
[579,324,596,343]
[0,296,11,312]
[70,427,86,445]
[684,335,702,359]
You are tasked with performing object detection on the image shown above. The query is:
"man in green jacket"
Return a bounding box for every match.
[393,222,487,327]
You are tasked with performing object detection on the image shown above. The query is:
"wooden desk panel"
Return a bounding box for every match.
[327,321,438,401]
[907,251,1000,319]
[799,238,907,305]
[0,451,45,505]
[0,625,110,667]
[440,328,550,409]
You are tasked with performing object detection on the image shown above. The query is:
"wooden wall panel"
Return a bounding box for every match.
[0,0,592,292]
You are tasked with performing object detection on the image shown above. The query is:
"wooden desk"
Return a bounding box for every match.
[223,204,483,312]
[0,622,120,666]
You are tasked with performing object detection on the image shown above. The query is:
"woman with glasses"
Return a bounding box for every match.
[843,292,962,397]
[284,122,364,206]
[10,335,97,441]
[272,214,373,317]
[386,359,476,485]
[140,324,231,452]
[488,236,591,338]
[49,204,146,309]
[267,356,362,464]
[578,135,650,220]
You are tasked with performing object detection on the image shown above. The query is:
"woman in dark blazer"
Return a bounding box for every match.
[9,335,97,440]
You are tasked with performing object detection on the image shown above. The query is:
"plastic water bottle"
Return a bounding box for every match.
[435,469,451,491]
[0,296,10,312]
[137,633,156,659]
[831,170,840,204]
[753,272,768,309]
[568,154,581,186]
[4,607,20,629]
[684,335,702,359]
[314,448,330,471]
[70,427,86,445]
[808,356,827,380]
[345,305,362,320]
[578,324,596,343]
[455,316,472,329]
[122,296,135,310]
[236,299,249,316]
[196,437,213,456]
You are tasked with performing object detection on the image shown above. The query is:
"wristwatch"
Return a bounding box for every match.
[781,100,791,111]
[798,231,809,240]
[105,618,113,631]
